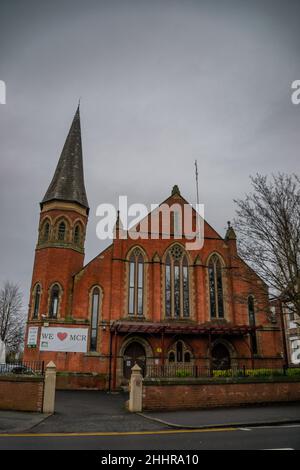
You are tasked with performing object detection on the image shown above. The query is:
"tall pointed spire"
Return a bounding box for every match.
[41,105,89,210]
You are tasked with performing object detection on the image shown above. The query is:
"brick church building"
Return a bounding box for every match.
[24,107,283,389]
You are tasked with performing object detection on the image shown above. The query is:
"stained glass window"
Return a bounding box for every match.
[128,249,144,316]
[74,225,81,245]
[90,288,100,351]
[33,284,41,319]
[208,255,224,319]
[165,245,189,318]
[58,221,66,241]
[165,256,171,317]
[49,284,60,318]
[248,296,258,354]
[43,222,50,242]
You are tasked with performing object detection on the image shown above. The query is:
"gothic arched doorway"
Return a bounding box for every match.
[211,343,231,370]
[123,341,146,379]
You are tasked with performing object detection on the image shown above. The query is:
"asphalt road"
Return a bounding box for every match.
[0,424,299,450]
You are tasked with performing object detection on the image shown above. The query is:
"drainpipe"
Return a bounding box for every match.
[108,324,113,392]
[279,300,289,368]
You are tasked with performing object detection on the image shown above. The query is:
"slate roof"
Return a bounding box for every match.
[41,106,89,210]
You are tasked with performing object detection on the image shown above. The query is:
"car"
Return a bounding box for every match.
[0,363,36,375]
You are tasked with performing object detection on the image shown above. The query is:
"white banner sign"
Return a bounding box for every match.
[27,326,39,347]
[39,327,88,352]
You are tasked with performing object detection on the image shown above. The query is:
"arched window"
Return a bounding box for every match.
[248,296,255,326]
[90,287,100,351]
[73,224,81,246]
[248,296,258,354]
[176,341,183,362]
[184,352,191,363]
[42,222,50,242]
[167,341,192,364]
[165,244,189,318]
[33,284,41,319]
[169,351,175,362]
[208,254,224,319]
[128,248,144,316]
[49,284,60,318]
[58,221,66,241]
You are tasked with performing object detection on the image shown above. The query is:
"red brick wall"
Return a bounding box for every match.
[142,379,300,411]
[24,193,284,384]
[0,376,44,412]
[56,372,107,390]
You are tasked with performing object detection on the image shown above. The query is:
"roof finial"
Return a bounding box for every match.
[225,221,236,240]
[171,185,181,196]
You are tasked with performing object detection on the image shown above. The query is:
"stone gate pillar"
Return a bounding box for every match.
[43,361,57,414]
[128,363,143,412]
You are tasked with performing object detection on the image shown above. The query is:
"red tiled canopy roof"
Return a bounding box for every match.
[110,321,256,336]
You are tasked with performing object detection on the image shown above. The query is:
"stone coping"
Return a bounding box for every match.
[56,371,106,378]
[143,376,300,386]
[0,375,43,383]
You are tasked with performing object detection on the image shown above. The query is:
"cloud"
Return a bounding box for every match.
[0,0,299,301]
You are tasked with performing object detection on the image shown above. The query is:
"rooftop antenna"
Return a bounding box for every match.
[194,159,200,238]
[195,159,199,208]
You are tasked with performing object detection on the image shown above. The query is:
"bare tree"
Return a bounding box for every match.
[234,173,300,317]
[0,281,25,355]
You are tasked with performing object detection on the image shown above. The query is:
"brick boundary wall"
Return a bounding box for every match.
[142,377,300,411]
[0,376,44,412]
[56,372,107,390]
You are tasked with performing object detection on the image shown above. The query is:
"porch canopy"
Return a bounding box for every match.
[110,321,257,336]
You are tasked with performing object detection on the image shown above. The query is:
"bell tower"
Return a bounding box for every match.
[28,105,89,321]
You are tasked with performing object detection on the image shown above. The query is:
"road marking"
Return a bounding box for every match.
[239,428,252,431]
[263,448,294,451]
[0,427,237,438]
[248,424,300,430]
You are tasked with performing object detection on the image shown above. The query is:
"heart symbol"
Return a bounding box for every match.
[57,332,68,341]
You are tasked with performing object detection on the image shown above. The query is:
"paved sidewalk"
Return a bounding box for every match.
[0,411,50,434]
[14,390,167,433]
[140,402,300,429]
[1,391,300,434]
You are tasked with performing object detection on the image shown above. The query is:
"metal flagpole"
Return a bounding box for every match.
[195,159,200,239]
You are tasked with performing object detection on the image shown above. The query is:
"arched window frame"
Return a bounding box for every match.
[32,283,41,319]
[90,286,101,351]
[73,224,81,246]
[167,340,193,364]
[73,221,84,247]
[165,244,190,318]
[57,221,66,241]
[49,283,61,319]
[128,248,145,317]
[248,295,258,354]
[248,295,256,326]
[208,254,225,319]
[40,219,51,243]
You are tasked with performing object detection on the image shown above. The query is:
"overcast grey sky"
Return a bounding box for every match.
[0,0,299,305]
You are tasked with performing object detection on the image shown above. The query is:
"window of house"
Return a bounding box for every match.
[128,249,144,316]
[73,224,81,246]
[169,351,175,362]
[42,222,50,242]
[90,287,100,351]
[248,295,258,354]
[208,254,224,318]
[58,221,66,241]
[33,284,41,319]
[167,341,192,364]
[165,244,190,318]
[49,284,60,318]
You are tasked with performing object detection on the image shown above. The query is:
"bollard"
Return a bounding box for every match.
[43,361,57,414]
[128,363,143,412]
